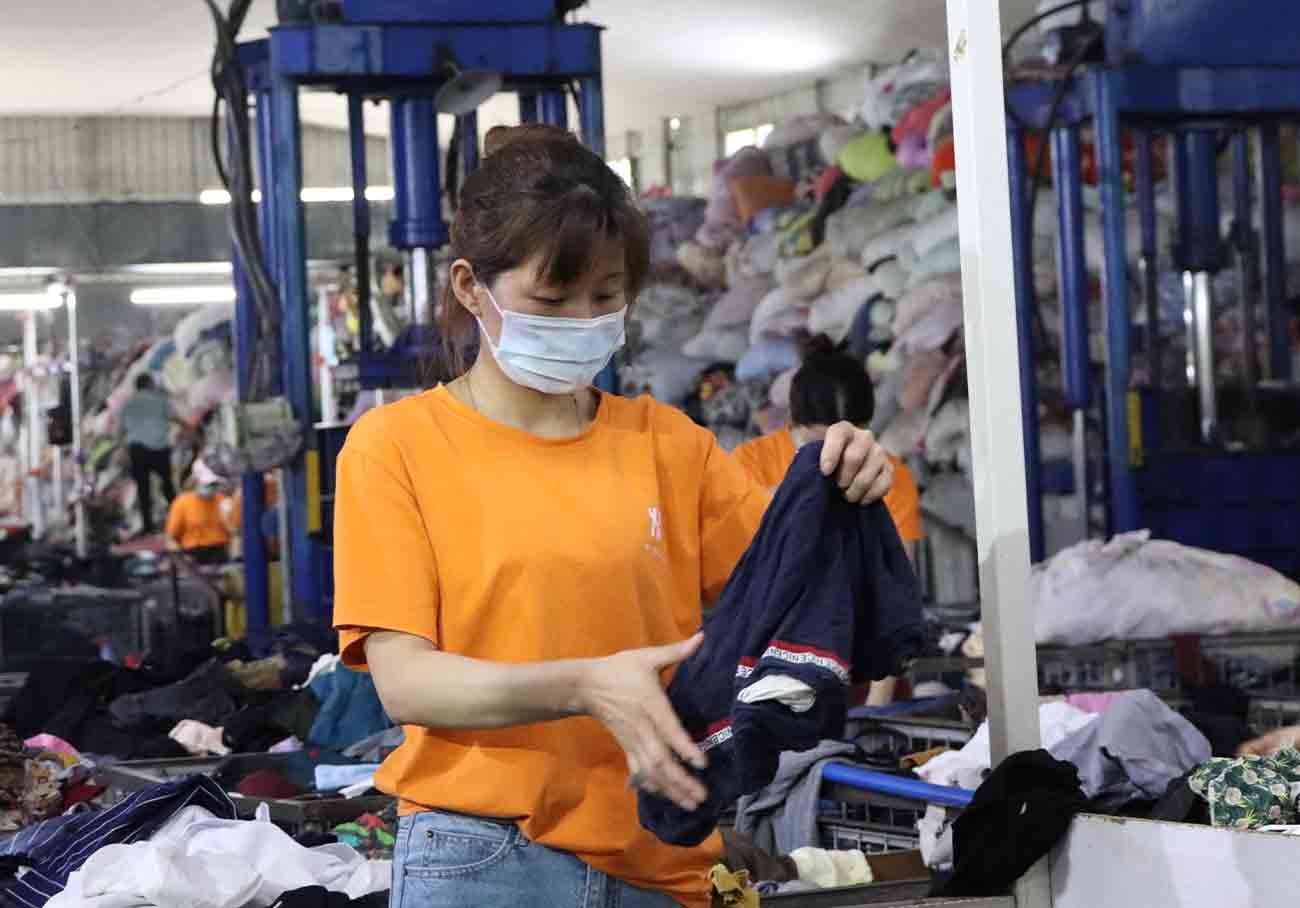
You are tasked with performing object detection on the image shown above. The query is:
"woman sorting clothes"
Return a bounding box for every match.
[732,339,924,707]
[332,125,898,908]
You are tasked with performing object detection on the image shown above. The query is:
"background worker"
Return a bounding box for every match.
[119,374,180,536]
[732,336,924,705]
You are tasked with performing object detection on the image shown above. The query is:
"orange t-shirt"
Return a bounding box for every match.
[731,427,923,541]
[332,386,769,906]
[226,475,280,532]
[165,491,232,551]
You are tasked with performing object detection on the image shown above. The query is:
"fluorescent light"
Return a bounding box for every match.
[199,189,232,206]
[198,186,394,205]
[130,286,237,306]
[300,186,354,203]
[0,294,63,312]
[125,262,234,276]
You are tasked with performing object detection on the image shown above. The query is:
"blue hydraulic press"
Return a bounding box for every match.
[1006,0,1300,573]
[224,1,609,630]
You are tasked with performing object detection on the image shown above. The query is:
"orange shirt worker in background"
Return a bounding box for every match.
[331,126,898,908]
[733,338,924,706]
[165,477,231,566]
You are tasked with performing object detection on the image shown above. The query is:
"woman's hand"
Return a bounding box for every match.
[1238,728,1299,759]
[577,633,709,812]
[819,422,894,504]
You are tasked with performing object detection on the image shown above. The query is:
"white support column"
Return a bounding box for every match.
[316,285,338,426]
[944,0,1048,902]
[22,313,45,540]
[66,288,87,557]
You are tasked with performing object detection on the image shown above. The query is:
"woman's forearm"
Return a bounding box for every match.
[364,631,590,729]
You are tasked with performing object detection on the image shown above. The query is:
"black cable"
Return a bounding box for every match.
[202,0,283,400]
[1002,0,1093,63]
[1023,31,1104,353]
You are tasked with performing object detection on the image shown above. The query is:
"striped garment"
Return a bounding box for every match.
[0,775,236,907]
[638,442,924,846]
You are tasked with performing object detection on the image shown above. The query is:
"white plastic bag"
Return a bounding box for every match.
[1032,531,1300,645]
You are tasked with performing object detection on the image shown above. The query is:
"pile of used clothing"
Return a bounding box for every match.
[0,627,407,907]
[623,46,1300,589]
[0,775,392,907]
[1,625,396,790]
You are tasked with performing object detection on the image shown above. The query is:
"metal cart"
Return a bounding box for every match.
[95,755,393,837]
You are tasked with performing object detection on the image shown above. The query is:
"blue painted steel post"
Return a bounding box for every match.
[1181,130,1223,271]
[1260,123,1291,380]
[519,94,539,124]
[1052,124,1092,409]
[579,77,606,158]
[388,98,447,249]
[231,111,269,640]
[1092,71,1139,534]
[540,91,568,128]
[461,110,479,175]
[1134,130,1160,388]
[1007,124,1045,563]
[267,68,324,620]
[347,94,373,356]
[256,93,281,301]
[577,75,617,393]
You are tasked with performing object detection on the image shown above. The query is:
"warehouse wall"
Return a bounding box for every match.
[617,62,877,195]
[0,116,391,205]
[0,200,392,270]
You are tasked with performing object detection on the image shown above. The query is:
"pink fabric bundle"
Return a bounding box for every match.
[696,147,771,251]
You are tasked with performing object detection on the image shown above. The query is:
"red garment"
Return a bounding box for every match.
[813,166,844,201]
[62,783,107,809]
[930,138,956,188]
[891,88,951,147]
[236,769,305,800]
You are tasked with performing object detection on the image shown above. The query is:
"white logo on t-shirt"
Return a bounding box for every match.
[648,506,663,542]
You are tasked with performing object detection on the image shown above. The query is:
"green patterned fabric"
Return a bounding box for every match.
[1190,748,1300,829]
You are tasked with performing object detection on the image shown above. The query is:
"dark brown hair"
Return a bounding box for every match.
[790,334,876,428]
[439,124,650,376]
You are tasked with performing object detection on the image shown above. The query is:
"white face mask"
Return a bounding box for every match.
[476,284,626,395]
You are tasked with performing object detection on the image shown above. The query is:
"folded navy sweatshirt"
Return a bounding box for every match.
[639,442,924,845]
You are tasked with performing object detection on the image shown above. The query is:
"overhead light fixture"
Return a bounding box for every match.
[669,117,682,131]
[198,187,394,205]
[0,294,64,312]
[125,262,234,276]
[129,286,237,306]
[199,188,233,206]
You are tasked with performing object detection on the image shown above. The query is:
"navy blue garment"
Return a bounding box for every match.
[639,442,924,845]
[0,775,236,907]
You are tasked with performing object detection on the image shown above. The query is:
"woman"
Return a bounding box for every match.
[732,338,923,562]
[332,126,897,908]
[732,339,924,706]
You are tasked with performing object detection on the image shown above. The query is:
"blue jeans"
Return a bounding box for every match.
[391,810,680,908]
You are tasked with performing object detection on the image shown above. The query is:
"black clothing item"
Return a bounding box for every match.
[184,544,228,566]
[128,443,175,535]
[272,887,389,908]
[108,659,241,730]
[639,443,924,846]
[934,750,1087,898]
[222,687,321,753]
[1147,770,1210,825]
[4,658,191,759]
[809,172,857,248]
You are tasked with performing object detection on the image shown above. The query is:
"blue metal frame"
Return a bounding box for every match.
[1006,124,1045,564]
[231,12,609,622]
[1006,58,1300,569]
